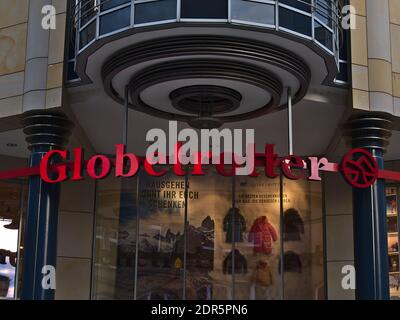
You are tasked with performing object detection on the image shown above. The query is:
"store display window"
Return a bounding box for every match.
[91,166,325,300]
[0,180,27,300]
[386,186,400,299]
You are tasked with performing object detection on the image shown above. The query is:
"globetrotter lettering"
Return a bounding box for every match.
[0,119,391,189]
[38,143,380,189]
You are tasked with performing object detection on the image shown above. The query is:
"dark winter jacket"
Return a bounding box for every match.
[223,249,248,274]
[283,208,304,241]
[223,208,246,243]
[201,216,215,232]
[278,251,302,274]
[0,253,5,265]
[248,216,278,254]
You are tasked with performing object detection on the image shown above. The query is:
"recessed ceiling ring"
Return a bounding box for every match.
[102,35,311,126]
[128,59,283,122]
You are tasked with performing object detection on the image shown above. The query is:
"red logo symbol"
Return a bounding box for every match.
[341,148,379,188]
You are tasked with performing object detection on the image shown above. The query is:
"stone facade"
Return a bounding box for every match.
[0,0,67,125]
[350,0,400,115]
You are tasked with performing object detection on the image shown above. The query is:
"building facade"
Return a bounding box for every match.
[0,0,400,300]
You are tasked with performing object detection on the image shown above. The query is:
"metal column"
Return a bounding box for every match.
[21,111,73,300]
[349,113,392,300]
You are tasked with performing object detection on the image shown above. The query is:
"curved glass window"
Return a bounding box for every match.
[315,21,333,51]
[279,7,312,37]
[73,0,341,66]
[231,0,275,26]
[100,6,131,35]
[280,0,311,13]
[80,0,97,26]
[181,0,228,19]
[101,0,130,11]
[315,0,333,28]
[79,21,96,49]
[134,0,177,25]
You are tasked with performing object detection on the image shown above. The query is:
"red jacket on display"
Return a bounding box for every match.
[248,216,278,254]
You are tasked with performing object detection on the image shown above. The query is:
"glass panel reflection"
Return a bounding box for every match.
[80,0,96,26]
[186,170,232,300]
[79,21,96,49]
[231,0,275,26]
[279,0,312,13]
[136,170,185,300]
[92,176,137,299]
[235,173,282,300]
[134,0,177,25]
[0,181,25,299]
[101,0,130,11]
[91,167,325,300]
[279,8,312,36]
[100,6,131,35]
[315,22,333,50]
[282,175,324,300]
[181,0,228,19]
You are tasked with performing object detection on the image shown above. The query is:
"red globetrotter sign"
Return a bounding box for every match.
[341,148,379,189]
[3,144,400,189]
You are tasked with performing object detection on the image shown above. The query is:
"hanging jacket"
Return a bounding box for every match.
[283,208,304,241]
[0,250,6,265]
[223,208,246,243]
[223,249,248,274]
[278,251,302,274]
[0,274,10,298]
[251,260,274,287]
[248,216,278,254]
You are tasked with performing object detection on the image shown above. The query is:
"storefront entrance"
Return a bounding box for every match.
[91,168,324,300]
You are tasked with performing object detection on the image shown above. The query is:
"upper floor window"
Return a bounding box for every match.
[181,0,228,19]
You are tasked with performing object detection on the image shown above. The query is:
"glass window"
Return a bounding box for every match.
[282,176,325,299]
[385,186,400,299]
[279,0,311,13]
[186,170,232,300]
[0,181,27,299]
[181,0,228,19]
[314,21,333,51]
[234,173,282,300]
[136,171,185,300]
[315,0,333,28]
[134,0,177,25]
[101,0,130,11]
[92,176,138,299]
[80,0,97,26]
[231,0,275,26]
[99,6,131,35]
[91,165,325,300]
[79,21,96,49]
[279,7,312,37]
